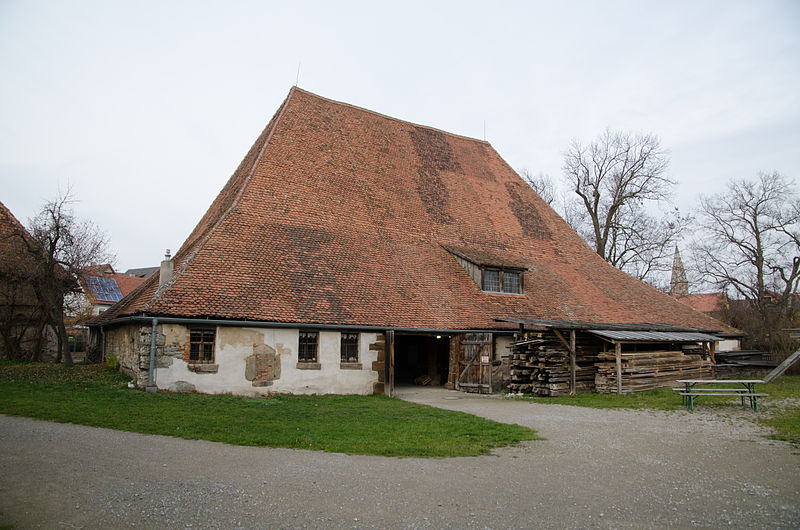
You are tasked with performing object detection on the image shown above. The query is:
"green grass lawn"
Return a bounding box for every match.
[513,375,800,444]
[0,362,539,457]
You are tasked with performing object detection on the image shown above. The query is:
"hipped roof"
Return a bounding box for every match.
[93,88,730,333]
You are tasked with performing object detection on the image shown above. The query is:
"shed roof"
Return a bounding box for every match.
[589,330,721,343]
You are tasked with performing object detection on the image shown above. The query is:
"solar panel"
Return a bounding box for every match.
[84,276,123,303]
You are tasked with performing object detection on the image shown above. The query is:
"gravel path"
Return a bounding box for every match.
[1,388,798,529]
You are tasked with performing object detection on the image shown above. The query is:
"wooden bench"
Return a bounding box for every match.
[674,380,767,412]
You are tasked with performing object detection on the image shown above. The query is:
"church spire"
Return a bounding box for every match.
[669,246,689,297]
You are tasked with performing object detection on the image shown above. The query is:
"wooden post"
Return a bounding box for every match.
[488,333,494,394]
[554,329,578,396]
[570,330,577,396]
[615,342,623,395]
[386,330,395,397]
[709,341,716,379]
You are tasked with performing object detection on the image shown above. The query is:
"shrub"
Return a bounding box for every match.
[104,354,119,371]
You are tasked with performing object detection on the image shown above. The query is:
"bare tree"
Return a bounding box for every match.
[21,190,115,365]
[692,172,799,351]
[520,168,557,205]
[561,129,687,281]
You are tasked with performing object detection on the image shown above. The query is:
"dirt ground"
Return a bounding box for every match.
[1,387,798,529]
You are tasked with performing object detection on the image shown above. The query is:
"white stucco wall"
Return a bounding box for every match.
[495,335,513,358]
[717,338,741,352]
[154,326,379,396]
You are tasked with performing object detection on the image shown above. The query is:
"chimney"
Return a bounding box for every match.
[159,249,173,286]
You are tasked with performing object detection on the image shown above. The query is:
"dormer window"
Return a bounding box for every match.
[443,245,525,295]
[482,268,522,294]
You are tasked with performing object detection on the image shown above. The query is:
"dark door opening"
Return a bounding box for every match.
[394,334,450,386]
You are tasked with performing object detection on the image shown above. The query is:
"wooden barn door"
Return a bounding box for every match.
[456,333,492,393]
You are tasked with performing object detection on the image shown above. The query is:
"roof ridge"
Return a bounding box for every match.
[292,87,492,147]
[144,87,297,311]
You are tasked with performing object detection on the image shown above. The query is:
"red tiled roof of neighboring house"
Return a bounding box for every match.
[80,264,146,305]
[92,88,731,332]
[114,274,147,298]
[674,293,728,314]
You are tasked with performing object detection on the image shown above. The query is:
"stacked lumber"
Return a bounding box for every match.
[595,350,711,393]
[508,332,595,396]
[413,375,432,386]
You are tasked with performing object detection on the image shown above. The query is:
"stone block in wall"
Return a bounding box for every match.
[372,361,385,382]
[188,363,218,373]
[370,334,386,382]
[156,354,173,368]
[164,346,184,358]
[245,344,281,384]
[168,381,196,393]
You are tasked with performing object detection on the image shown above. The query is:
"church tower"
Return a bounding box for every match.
[669,246,689,297]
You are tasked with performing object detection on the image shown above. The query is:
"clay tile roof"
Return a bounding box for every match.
[0,200,39,273]
[92,88,731,333]
[674,293,728,314]
[79,264,147,305]
[442,245,528,270]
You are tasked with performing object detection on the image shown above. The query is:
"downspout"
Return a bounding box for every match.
[147,250,171,393]
[146,317,158,393]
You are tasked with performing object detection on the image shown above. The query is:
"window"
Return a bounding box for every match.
[298,331,318,362]
[341,332,359,362]
[482,268,522,294]
[482,269,500,292]
[189,328,215,363]
[503,271,521,294]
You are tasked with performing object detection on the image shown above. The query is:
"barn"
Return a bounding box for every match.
[88,88,729,396]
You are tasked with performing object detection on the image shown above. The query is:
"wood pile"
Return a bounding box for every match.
[595,350,711,393]
[508,332,596,396]
[413,375,432,386]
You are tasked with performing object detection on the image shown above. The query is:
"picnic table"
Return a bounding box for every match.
[673,340,800,413]
[674,379,767,412]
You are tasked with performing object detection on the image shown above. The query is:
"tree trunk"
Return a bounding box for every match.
[54,324,62,363]
[57,320,72,366]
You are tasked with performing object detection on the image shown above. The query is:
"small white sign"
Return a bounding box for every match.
[481,355,490,364]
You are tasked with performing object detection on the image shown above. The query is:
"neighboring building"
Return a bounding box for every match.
[669,247,741,351]
[89,88,731,396]
[124,267,159,279]
[675,292,729,316]
[669,246,689,298]
[77,264,147,316]
[0,200,57,361]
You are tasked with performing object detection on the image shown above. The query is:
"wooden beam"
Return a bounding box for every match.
[711,341,716,379]
[553,329,578,395]
[552,329,570,350]
[615,342,623,395]
[570,330,577,396]
[386,330,395,397]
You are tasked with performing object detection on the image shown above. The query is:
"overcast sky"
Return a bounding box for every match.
[1,0,798,271]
